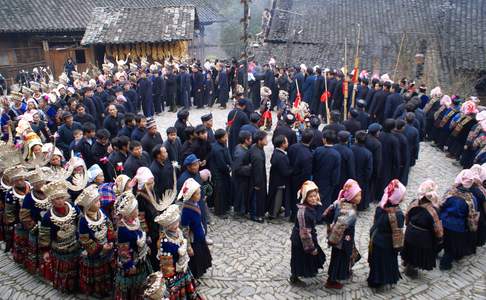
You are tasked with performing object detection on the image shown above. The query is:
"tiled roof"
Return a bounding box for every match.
[0,0,223,33]
[260,0,486,75]
[81,6,197,45]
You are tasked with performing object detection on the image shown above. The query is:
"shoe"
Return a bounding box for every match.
[439,263,452,271]
[405,265,418,278]
[289,275,306,287]
[325,280,343,289]
[206,238,214,245]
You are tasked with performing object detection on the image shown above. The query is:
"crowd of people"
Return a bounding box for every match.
[0,54,485,299]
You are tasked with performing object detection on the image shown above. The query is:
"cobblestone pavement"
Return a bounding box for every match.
[0,107,485,299]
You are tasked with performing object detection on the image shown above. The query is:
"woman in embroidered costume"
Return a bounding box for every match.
[367,179,405,289]
[39,180,81,293]
[401,179,443,278]
[180,178,212,279]
[155,204,201,299]
[469,164,486,247]
[289,181,326,287]
[439,169,480,270]
[4,165,30,263]
[20,169,50,275]
[132,167,163,270]
[114,191,152,300]
[323,179,361,290]
[75,184,115,298]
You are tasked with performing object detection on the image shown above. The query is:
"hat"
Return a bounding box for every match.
[87,164,103,183]
[154,204,180,228]
[22,86,34,94]
[201,113,212,122]
[115,191,138,217]
[146,118,157,129]
[183,154,200,167]
[337,179,362,203]
[297,180,321,205]
[114,174,131,196]
[177,178,201,201]
[357,99,367,108]
[430,86,442,98]
[62,111,73,120]
[4,165,27,182]
[75,184,100,210]
[143,272,167,300]
[26,169,46,185]
[379,179,406,208]
[42,180,69,201]
[368,123,382,134]
[440,95,452,107]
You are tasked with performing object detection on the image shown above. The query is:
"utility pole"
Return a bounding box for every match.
[241,0,251,97]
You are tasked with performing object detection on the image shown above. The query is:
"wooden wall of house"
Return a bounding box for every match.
[0,32,95,86]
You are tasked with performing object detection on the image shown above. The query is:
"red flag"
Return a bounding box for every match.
[293,90,301,108]
[352,67,359,83]
[320,91,331,103]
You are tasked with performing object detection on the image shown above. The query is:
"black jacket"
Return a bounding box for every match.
[123,153,150,178]
[141,132,163,154]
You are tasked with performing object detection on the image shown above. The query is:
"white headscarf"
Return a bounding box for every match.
[177,178,201,202]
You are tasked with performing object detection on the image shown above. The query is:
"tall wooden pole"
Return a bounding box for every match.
[241,0,251,97]
[351,24,361,108]
[324,70,331,123]
[343,37,348,120]
[393,32,406,82]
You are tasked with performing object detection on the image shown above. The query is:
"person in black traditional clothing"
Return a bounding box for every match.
[117,113,136,139]
[351,131,373,211]
[130,114,146,142]
[423,87,443,139]
[446,100,478,159]
[333,131,356,194]
[240,112,260,141]
[323,179,362,289]
[109,136,129,176]
[356,99,371,130]
[189,125,212,168]
[436,97,461,149]
[367,179,406,289]
[469,165,486,247]
[384,83,404,119]
[268,135,293,219]
[289,180,326,287]
[403,113,420,167]
[393,120,411,186]
[174,109,190,144]
[163,127,182,164]
[248,130,268,223]
[227,99,250,157]
[165,66,178,112]
[402,179,443,278]
[191,65,205,109]
[313,130,341,211]
[216,63,230,109]
[439,169,479,270]
[378,119,400,196]
[369,81,391,124]
[91,129,117,182]
[141,118,163,154]
[307,116,322,150]
[209,129,232,216]
[137,71,154,117]
[323,110,345,135]
[149,145,174,199]
[273,113,297,147]
[343,109,361,137]
[150,65,163,115]
[232,131,252,217]
[201,113,215,143]
[123,141,150,178]
[288,129,314,221]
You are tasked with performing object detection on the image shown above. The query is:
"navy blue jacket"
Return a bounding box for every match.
[312,145,341,208]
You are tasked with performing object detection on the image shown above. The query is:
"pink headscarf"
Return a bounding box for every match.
[461,100,478,115]
[418,179,439,205]
[130,167,154,190]
[469,164,486,183]
[199,169,212,182]
[440,95,452,107]
[380,179,406,209]
[430,86,442,98]
[337,179,361,202]
[454,169,474,189]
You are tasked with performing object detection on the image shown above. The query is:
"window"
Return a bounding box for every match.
[0,51,9,65]
[75,49,86,64]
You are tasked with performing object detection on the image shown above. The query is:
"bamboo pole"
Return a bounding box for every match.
[393,32,406,82]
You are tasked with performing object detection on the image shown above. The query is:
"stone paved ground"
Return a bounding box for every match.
[0,107,485,299]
